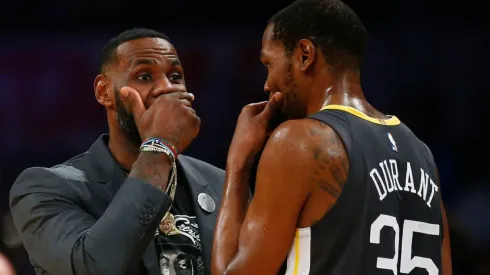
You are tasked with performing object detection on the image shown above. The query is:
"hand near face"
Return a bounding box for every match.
[228,92,283,167]
[119,87,200,152]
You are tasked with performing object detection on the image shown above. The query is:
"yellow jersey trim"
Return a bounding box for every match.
[293,233,300,275]
[320,105,401,126]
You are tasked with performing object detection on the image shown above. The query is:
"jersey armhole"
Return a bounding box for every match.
[309,110,359,190]
[420,141,444,241]
[420,141,439,185]
[306,110,360,230]
[308,110,355,184]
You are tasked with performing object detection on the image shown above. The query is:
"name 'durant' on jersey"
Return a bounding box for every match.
[369,159,439,208]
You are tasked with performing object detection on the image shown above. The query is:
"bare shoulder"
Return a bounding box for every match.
[264,118,349,198]
[266,118,346,159]
[267,118,331,143]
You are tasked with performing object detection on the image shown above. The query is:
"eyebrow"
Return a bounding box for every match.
[130,58,156,67]
[171,59,182,67]
[130,58,182,68]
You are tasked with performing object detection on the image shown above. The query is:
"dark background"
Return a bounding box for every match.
[1,0,489,274]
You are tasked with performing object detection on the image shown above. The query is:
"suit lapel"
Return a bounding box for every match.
[177,156,222,275]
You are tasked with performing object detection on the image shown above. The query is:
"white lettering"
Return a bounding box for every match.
[370,160,438,208]
[380,161,395,193]
[370,168,387,201]
[404,162,416,193]
[417,169,429,200]
[389,159,403,190]
[426,179,439,208]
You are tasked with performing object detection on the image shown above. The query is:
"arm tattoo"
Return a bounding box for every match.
[309,122,349,198]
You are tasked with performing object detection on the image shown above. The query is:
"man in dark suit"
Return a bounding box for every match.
[9,28,224,275]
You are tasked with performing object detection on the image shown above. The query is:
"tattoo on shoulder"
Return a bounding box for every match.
[308,121,349,199]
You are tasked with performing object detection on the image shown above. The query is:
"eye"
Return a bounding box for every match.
[169,73,183,81]
[137,73,152,81]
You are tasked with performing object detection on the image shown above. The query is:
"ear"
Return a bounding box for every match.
[297,39,316,72]
[94,74,114,108]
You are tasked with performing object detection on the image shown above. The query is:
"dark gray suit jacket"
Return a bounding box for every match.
[9,135,225,275]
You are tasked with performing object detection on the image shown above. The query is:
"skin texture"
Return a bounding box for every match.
[0,253,16,275]
[211,23,452,275]
[437,169,453,275]
[93,37,200,189]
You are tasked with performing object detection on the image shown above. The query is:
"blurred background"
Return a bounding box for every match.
[0,0,489,274]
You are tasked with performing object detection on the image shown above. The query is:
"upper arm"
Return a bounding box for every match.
[426,142,452,274]
[418,143,452,274]
[10,165,172,275]
[434,168,452,275]
[226,119,349,275]
[440,199,452,275]
[9,167,95,275]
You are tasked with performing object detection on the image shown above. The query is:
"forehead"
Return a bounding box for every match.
[116,37,179,65]
[261,24,285,59]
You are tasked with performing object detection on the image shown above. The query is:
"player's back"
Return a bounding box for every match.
[283,105,443,275]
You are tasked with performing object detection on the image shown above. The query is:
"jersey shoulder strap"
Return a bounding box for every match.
[308,108,353,157]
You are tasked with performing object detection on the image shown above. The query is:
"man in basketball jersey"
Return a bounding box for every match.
[211,0,452,274]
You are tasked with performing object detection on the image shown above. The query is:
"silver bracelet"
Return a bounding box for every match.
[140,143,175,163]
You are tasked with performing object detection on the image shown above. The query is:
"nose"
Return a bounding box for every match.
[264,82,271,96]
[151,76,185,97]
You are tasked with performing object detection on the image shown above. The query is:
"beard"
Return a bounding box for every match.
[280,61,304,120]
[268,66,303,131]
[114,88,143,146]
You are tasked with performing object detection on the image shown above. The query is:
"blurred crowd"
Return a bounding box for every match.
[0,0,489,274]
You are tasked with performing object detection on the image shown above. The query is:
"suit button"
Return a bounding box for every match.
[144,213,153,220]
[147,207,156,214]
[141,219,149,226]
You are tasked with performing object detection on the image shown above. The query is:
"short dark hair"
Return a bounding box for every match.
[268,0,368,69]
[99,28,170,72]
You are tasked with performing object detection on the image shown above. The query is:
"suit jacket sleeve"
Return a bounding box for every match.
[9,166,172,275]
